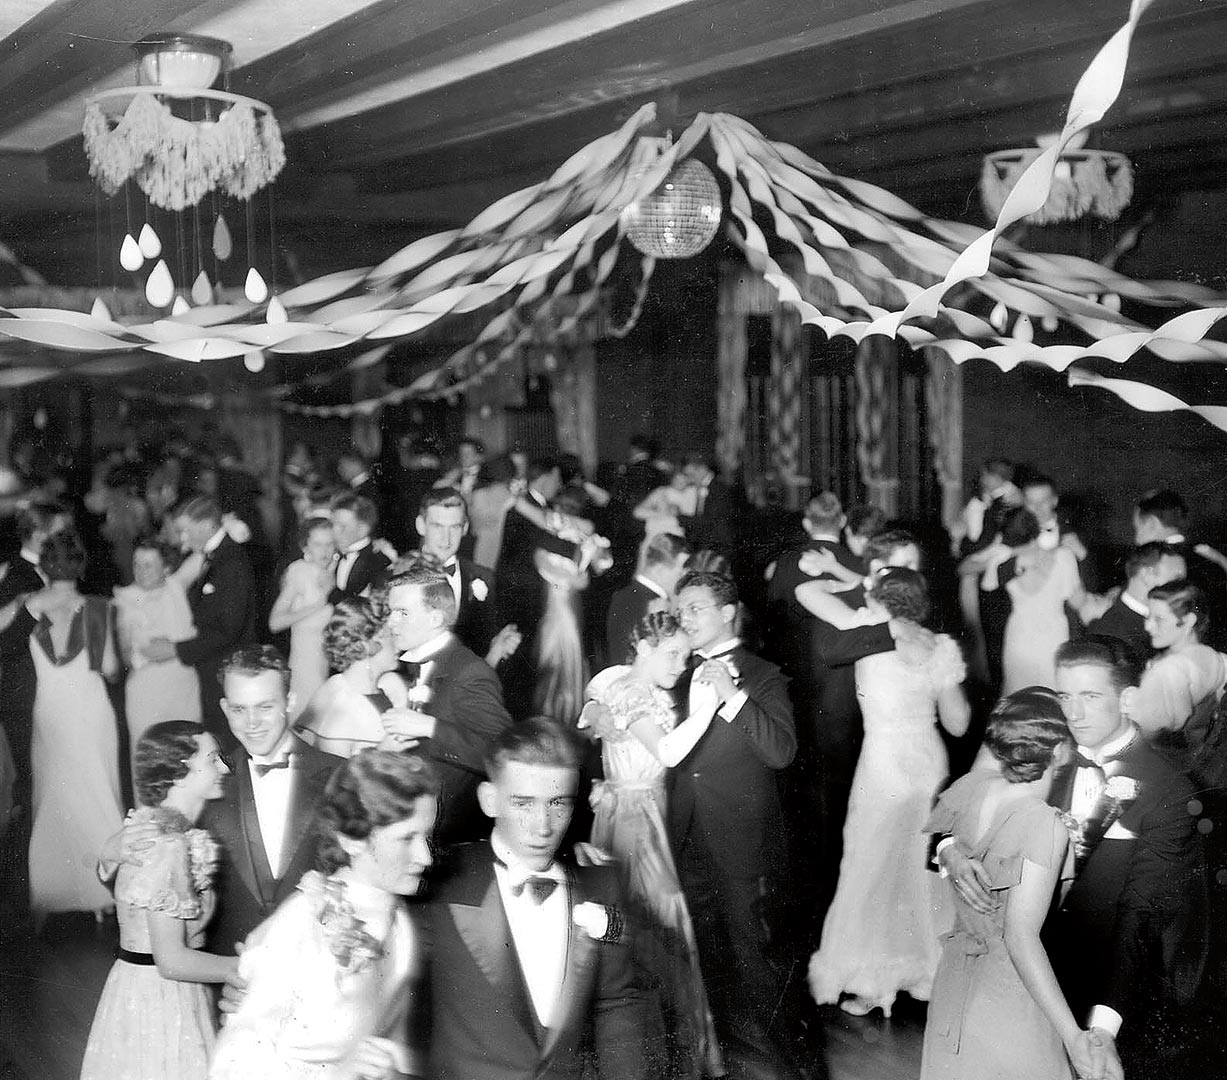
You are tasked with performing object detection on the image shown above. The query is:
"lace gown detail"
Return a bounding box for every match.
[80,807,220,1080]
[920,771,1075,1080]
[586,670,723,1078]
[808,635,965,1013]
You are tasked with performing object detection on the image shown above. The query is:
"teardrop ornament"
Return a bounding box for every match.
[120,233,143,272]
[244,351,266,373]
[90,297,113,322]
[171,295,191,316]
[244,267,269,304]
[1011,314,1034,343]
[989,302,1008,333]
[138,223,162,259]
[213,214,233,261]
[145,260,175,308]
[191,270,213,306]
[266,296,288,324]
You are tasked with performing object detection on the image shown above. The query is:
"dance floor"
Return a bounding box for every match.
[0,914,925,1080]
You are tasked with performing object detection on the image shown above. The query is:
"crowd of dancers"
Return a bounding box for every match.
[0,433,1223,1080]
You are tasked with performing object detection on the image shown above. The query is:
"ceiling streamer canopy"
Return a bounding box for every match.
[1,0,1225,429]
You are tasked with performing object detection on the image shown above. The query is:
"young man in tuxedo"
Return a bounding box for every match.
[603,531,690,666]
[145,496,256,745]
[328,491,390,605]
[102,645,343,956]
[679,454,737,553]
[425,718,652,1080]
[943,639,1206,1077]
[383,566,513,846]
[1084,542,1186,665]
[415,487,518,665]
[671,570,806,1080]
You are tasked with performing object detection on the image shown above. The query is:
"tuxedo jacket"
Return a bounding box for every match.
[763,539,861,680]
[175,535,256,671]
[328,543,390,605]
[1047,736,1206,1025]
[0,555,43,608]
[603,579,661,667]
[495,502,577,638]
[201,737,343,955]
[424,843,651,1080]
[452,557,499,658]
[414,637,512,846]
[679,478,736,552]
[1084,598,1155,667]
[667,646,796,878]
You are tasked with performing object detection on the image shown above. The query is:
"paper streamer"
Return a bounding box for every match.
[1068,367,1227,434]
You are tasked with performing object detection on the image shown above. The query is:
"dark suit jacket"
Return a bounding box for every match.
[452,558,498,658]
[495,500,577,638]
[679,478,736,552]
[424,842,651,1080]
[1048,736,1206,1027]
[604,579,663,667]
[328,543,390,605]
[1085,598,1155,667]
[176,535,256,672]
[0,555,43,608]
[414,637,512,846]
[668,646,796,878]
[202,737,342,955]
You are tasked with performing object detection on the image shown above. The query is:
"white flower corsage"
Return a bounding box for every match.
[300,871,386,976]
[470,578,488,602]
[405,683,433,707]
[1105,775,1140,801]
[573,901,622,944]
[202,583,215,595]
[186,829,221,893]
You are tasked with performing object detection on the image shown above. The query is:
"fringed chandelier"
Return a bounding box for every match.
[981,132,1132,226]
[81,34,285,313]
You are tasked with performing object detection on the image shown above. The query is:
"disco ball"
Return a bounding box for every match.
[624,158,722,259]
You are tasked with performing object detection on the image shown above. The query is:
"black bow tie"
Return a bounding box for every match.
[1074,752,1104,772]
[512,876,559,904]
[401,660,421,683]
[252,759,290,778]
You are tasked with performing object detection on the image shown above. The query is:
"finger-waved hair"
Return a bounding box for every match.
[984,687,1071,783]
[868,566,929,623]
[624,610,685,662]
[134,721,208,807]
[324,598,385,672]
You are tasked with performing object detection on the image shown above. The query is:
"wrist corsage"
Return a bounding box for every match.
[301,872,386,975]
[573,901,623,944]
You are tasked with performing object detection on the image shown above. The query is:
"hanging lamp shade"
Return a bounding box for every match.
[134,33,232,89]
[624,158,722,259]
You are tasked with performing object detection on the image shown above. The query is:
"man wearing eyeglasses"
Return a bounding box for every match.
[383,565,512,845]
[670,570,804,1080]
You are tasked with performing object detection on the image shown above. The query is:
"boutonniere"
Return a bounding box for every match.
[405,682,433,707]
[572,901,623,944]
[470,578,488,602]
[300,872,386,976]
[1105,775,1140,802]
[202,582,215,595]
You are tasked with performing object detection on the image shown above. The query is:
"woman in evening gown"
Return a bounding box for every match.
[268,515,336,721]
[80,721,236,1080]
[295,598,401,757]
[922,689,1116,1080]
[113,538,202,755]
[209,751,438,1080]
[25,533,125,922]
[805,567,969,1016]
[580,611,723,1078]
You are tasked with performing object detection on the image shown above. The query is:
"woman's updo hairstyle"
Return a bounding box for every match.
[1000,507,1041,548]
[868,566,930,623]
[1148,579,1211,643]
[323,598,385,673]
[984,687,1071,783]
[315,751,438,873]
[134,720,208,807]
[39,530,87,583]
[626,610,685,661]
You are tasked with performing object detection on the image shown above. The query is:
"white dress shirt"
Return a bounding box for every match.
[1069,724,1136,824]
[441,559,462,609]
[689,637,748,722]
[248,735,295,878]
[490,834,569,1027]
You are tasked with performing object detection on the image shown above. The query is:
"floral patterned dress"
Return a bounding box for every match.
[80,806,221,1080]
[584,668,723,1078]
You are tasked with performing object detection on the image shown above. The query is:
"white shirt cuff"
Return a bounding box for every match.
[1089,1005,1122,1038]
[719,689,749,721]
[933,835,956,877]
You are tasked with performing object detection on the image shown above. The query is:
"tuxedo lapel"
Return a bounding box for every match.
[541,867,599,1061]
[274,756,318,898]
[449,860,539,1041]
[232,756,274,905]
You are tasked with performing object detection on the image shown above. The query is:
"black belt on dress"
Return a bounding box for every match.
[116,947,156,966]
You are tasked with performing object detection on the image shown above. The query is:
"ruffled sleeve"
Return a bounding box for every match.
[606,679,665,733]
[980,802,1072,891]
[120,832,202,919]
[928,634,968,692]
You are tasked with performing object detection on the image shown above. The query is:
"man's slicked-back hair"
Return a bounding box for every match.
[484,716,581,779]
[1055,637,1141,692]
[330,491,378,529]
[1135,488,1188,532]
[419,486,468,519]
[218,644,291,691]
[675,569,738,607]
[174,495,221,527]
[386,565,457,627]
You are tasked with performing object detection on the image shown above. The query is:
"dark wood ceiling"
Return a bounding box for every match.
[2,0,1226,282]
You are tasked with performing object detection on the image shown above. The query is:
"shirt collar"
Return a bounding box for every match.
[634,574,668,599]
[1079,722,1137,766]
[490,834,565,884]
[697,636,740,660]
[400,630,452,664]
[19,548,39,566]
[248,732,294,767]
[343,537,371,556]
[350,471,369,488]
[1121,591,1149,617]
[1165,532,1186,544]
[807,532,841,544]
[203,526,227,555]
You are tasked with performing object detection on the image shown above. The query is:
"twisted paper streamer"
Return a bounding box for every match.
[1067,368,1227,434]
